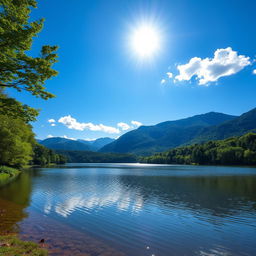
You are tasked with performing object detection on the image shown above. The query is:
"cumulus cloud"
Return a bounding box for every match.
[160,79,166,84]
[117,122,130,131]
[47,134,54,138]
[48,119,56,123]
[131,120,142,127]
[175,47,251,85]
[166,72,173,78]
[253,69,256,75]
[58,115,120,134]
[51,123,56,127]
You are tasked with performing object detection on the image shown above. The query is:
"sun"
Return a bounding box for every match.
[130,24,161,59]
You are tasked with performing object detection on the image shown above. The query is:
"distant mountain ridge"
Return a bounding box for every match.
[39,108,256,156]
[190,108,256,144]
[39,137,115,152]
[100,112,237,155]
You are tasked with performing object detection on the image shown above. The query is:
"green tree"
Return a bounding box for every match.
[0,93,39,122]
[0,0,58,99]
[244,149,256,165]
[0,114,35,168]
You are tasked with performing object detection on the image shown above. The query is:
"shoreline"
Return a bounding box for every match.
[0,166,20,188]
[0,235,47,256]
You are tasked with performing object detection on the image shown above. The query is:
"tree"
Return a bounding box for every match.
[0,114,35,168]
[32,144,67,166]
[0,93,39,122]
[0,0,58,99]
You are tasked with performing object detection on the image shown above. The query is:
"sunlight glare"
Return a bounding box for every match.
[130,24,161,59]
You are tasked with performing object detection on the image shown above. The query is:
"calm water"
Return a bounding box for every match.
[0,164,256,256]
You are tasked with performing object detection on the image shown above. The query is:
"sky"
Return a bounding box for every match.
[8,0,256,140]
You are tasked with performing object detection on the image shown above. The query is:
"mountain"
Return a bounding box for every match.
[190,108,256,144]
[78,137,115,151]
[39,137,115,152]
[91,137,115,150]
[40,137,92,151]
[100,112,237,155]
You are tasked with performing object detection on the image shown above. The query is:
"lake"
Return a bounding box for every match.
[0,164,256,256]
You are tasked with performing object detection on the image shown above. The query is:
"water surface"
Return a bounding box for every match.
[0,164,256,256]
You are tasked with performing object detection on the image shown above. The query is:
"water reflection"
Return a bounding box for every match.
[0,165,256,256]
[0,171,32,233]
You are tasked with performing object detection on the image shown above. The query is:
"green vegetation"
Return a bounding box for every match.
[0,166,20,186]
[0,113,35,168]
[100,112,237,155]
[57,150,138,163]
[141,133,256,165]
[191,108,256,144]
[0,235,47,256]
[0,0,62,172]
[0,0,58,100]
[101,108,256,156]
[32,144,67,166]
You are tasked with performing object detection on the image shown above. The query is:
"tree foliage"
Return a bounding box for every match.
[0,114,35,168]
[0,93,39,122]
[142,133,256,165]
[32,144,67,166]
[0,0,58,99]
[57,150,138,163]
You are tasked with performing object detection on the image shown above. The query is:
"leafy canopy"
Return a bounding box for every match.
[0,93,39,122]
[0,0,58,99]
[142,133,256,165]
[0,114,35,168]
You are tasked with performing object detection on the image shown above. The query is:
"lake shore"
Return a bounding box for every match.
[0,166,20,187]
[0,235,47,256]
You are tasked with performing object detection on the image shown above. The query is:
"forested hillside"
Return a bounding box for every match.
[101,112,236,155]
[190,108,256,144]
[56,150,137,163]
[142,133,256,165]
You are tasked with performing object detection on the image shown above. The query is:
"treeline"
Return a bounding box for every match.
[57,150,137,163]
[0,97,67,169]
[141,133,256,165]
[32,144,67,166]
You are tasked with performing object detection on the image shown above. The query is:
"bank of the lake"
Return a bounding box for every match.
[0,235,47,256]
[0,166,20,187]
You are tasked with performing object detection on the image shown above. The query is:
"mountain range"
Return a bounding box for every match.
[100,108,256,155]
[39,107,256,156]
[39,137,115,152]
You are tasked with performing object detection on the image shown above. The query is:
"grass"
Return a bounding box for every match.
[0,235,48,256]
[0,166,20,187]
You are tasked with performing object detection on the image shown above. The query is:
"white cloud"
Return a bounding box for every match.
[51,123,56,127]
[131,120,142,127]
[117,122,130,131]
[175,47,251,85]
[58,115,120,134]
[47,134,54,138]
[160,79,166,84]
[48,119,56,123]
[61,135,77,141]
[166,72,173,78]
[253,69,256,75]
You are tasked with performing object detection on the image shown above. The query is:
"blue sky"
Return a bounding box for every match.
[8,0,256,140]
